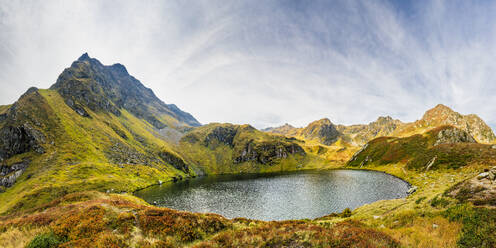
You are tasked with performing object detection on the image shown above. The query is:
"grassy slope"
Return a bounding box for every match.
[178,123,334,174]
[0,105,10,114]
[345,127,496,247]
[348,126,496,171]
[0,89,187,214]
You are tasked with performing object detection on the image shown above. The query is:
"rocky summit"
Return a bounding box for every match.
[50,53,200,129]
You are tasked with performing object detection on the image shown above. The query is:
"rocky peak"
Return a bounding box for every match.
[50,53,200,129]
[415,104,495,143]
[375,116,393,124]
[262,123,298,136]
[301,118,341,145]
[421,104,460,125]
[78,52,90,61]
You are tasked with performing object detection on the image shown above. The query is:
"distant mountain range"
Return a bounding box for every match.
[263,104,496,146]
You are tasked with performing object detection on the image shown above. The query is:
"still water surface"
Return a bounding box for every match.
[135,170,410,221]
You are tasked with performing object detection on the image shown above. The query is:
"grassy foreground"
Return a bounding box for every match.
[1,158,495,247]
[0,191,399,248]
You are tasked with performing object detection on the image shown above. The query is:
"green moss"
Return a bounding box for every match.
[443,204,496,248]
[26,232,63,248]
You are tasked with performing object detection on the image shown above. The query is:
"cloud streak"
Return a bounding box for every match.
[1,0,496,129]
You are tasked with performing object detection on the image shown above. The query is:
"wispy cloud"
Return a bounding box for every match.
[1,0,496,129]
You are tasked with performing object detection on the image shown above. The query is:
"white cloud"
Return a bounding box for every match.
[1,0,496,130]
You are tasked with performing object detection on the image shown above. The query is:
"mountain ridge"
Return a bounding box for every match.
[263,104,495,146]
[50,53,200,129]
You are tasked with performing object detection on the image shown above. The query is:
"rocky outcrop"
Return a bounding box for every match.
[204,126,238,147]
[433,126,476,146]
[0,124,45,162]
[233,141,305,164]
[158,150,189,173]
[0,160,29,188]
[448,167,496,206]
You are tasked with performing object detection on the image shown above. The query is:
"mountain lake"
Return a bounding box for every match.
[135,169,410,221]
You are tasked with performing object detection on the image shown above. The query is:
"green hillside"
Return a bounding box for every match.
[0,88,189,214]
[347,125,495,171]
[178,123,330,174]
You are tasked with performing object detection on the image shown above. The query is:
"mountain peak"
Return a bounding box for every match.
[311,118,332,125]
[110,63,128,75]
[421,104,457,121]
[432,104,453,112]
[78,52,90,61]
[50,54,200,128]
[302,118,340,145]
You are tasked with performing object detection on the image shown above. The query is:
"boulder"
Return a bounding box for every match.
[407,186,418,194]
[477,172,489,180]
[489,171,496,181]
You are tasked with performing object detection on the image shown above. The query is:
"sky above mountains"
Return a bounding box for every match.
[1,0,496,129]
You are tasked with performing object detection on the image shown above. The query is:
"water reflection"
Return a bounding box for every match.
[135,170,410,221]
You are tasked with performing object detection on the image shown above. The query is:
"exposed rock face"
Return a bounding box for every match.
[434,126,476,146]
[50,53,200,129]
[298,118,341,145]
[0,160,29,188]
[234,141,305,164]
[337,116,403,146]
[0,124,45,162]
[395,104,496,143]
[158,150,189,173]
[204,126,238,147]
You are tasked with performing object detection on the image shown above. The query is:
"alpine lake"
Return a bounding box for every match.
[135,169,410,221]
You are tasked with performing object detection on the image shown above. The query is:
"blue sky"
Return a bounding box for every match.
[1,0,496,129]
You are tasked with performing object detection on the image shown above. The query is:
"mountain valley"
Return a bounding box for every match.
[1,55,495,248]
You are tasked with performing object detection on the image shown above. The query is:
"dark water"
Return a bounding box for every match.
[135,170,410,221]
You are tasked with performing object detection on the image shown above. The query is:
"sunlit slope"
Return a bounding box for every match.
[178,123,335,174]
[348,125,496,171]
[0,88,191,214]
